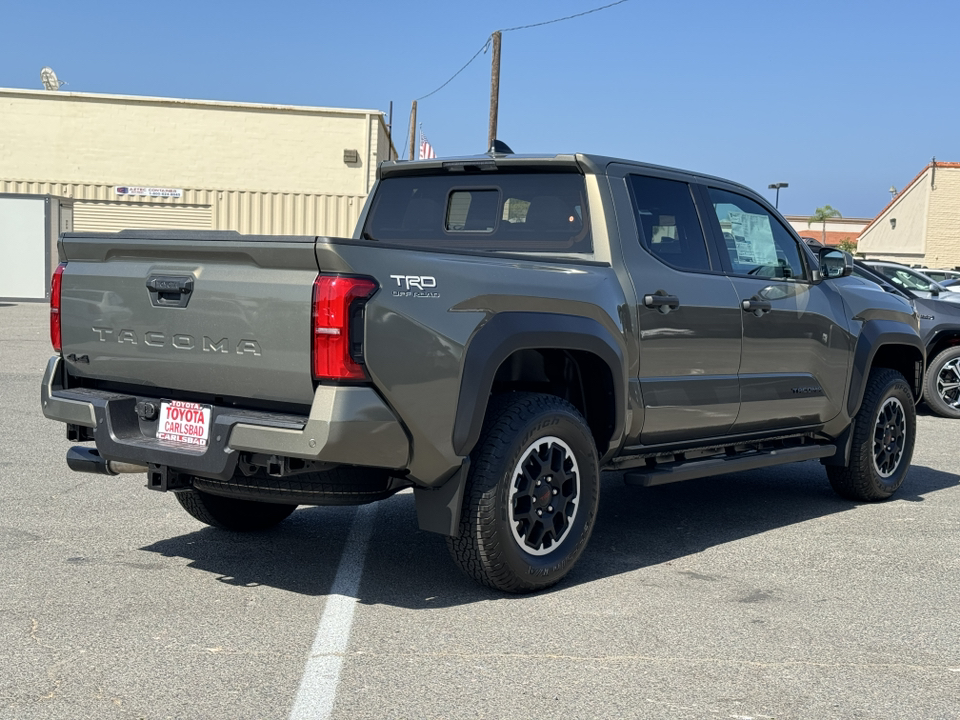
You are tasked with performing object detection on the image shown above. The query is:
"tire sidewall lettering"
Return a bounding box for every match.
[517,417,562,449]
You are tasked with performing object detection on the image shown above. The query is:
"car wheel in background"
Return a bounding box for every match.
[923,346,960,419]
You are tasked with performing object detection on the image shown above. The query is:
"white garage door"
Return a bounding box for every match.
[74,202,213,233]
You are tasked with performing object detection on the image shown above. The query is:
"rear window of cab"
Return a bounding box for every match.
[362,172,592,253]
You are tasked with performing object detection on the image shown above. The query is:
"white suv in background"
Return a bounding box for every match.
[922,268,960,284]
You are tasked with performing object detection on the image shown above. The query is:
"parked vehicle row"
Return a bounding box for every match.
[804,241,960,419]
[853,265,960,419]
[863,261,960,301]
[913,267,960,284]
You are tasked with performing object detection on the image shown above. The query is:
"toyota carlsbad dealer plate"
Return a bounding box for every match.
[156,400,211,447]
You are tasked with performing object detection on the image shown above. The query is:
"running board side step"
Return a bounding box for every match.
[622,444,836,487]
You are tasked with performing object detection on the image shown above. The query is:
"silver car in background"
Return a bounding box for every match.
[864,261,960,302]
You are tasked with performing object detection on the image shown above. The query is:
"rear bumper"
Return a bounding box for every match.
[41,355,410,480]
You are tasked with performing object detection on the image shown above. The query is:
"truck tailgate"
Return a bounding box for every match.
[59,231,321,406]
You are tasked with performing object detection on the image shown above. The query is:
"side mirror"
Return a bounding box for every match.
[819,247,854,279]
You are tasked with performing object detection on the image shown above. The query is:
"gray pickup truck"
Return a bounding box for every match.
[42,151,925,592]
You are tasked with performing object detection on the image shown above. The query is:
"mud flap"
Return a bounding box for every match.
[414,459,469,537]
[820,421,854,467]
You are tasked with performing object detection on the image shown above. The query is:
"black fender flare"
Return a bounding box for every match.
[847,318,925,417]
[451,311,627,458]
[925,326,960,358]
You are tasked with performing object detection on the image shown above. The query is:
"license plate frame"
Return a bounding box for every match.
[156,400,212,448]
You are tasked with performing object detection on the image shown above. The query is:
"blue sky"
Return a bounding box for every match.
[2,0,957,219]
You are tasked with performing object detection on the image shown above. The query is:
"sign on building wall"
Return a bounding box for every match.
[114,186,183,198]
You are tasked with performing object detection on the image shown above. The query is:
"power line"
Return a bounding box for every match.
[401,0,635,154]
[500,0,633,33]
[416,37,492,103]
[404,36,492,157]
[412,0,634,107]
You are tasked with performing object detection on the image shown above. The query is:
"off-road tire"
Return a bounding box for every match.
[827,368,915,501]
[923,346,960,419]
[446,392,600,593]
[175,489,297,531]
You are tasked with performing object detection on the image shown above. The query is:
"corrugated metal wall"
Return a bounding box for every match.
[0,180,364,237]
[73,203,213,232]
[214,191,362,237]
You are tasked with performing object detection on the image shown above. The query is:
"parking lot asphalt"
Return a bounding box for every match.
[2,301,959,720]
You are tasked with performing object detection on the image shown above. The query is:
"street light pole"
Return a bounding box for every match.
[768,182,788,209]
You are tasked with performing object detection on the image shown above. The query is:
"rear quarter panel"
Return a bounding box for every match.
[320,241,629,483]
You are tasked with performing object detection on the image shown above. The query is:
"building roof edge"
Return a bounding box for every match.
[858,162,960,235]
[0,87,383,117]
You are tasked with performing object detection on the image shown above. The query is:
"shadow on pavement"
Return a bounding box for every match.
[141,503,360,596]
[140,461,959,607]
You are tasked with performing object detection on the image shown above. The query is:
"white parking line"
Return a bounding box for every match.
[288,502,378,720]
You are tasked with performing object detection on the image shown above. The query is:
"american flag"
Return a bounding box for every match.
[419,128,436,160]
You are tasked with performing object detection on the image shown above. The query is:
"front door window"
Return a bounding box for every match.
[708,188,807,281]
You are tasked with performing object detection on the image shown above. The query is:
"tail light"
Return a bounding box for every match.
[50,263,66,352]
[312,275,378,381]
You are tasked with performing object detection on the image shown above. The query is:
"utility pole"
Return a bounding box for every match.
[408,100,417,160]
[487,31,501,151]
[388,100,394,159]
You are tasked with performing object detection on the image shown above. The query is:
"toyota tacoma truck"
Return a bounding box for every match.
[42,149,925,593]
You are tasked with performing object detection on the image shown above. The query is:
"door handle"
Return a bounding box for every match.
[741,297,772,316]
[643,291,680,314]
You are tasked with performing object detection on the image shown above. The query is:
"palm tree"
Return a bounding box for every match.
[810,205,842,245]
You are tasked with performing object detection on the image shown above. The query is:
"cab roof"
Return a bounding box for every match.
[378,151,758,197]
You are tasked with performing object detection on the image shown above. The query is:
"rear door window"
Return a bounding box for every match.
[362,173,591,252]
[627,175,712,272]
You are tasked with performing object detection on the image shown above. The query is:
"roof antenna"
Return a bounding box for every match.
[488,139,514,155]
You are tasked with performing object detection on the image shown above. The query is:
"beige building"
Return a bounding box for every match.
[857,161,960,269]
[0,88,397,237]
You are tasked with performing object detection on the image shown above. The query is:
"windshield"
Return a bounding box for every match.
[851,265,908,298]
[875,266,939,292]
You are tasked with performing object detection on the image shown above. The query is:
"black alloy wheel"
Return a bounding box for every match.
[873,396,907,478]
[508,436,580,556]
